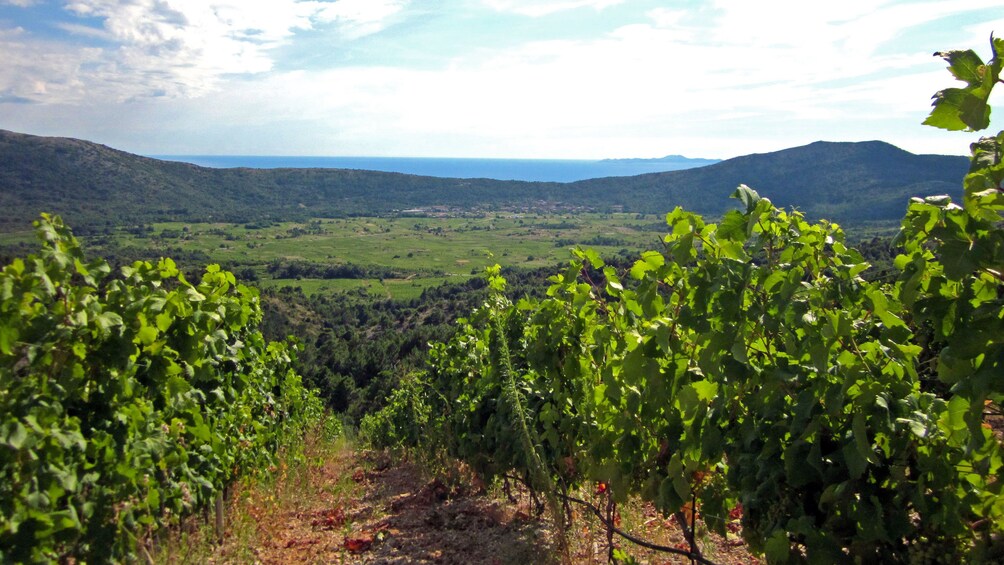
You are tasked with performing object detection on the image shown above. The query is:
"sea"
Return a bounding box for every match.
[151,155,720,183]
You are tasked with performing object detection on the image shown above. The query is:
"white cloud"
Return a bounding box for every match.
[241,2,981,157]
[1,1,994,158]
[484,0,623,18]
[645,8,688,30]
[0,26,104,104]
[962,17,1004,51]
[63,1,984,158]
[313,0,408,38]
[0,0,39,6]
[63,0,317,79]
[0,0,408,104]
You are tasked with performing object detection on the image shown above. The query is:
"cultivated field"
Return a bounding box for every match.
[5,213,669,300]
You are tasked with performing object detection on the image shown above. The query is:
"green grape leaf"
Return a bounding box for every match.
[924,88,992,131]
[579,248,604,270]
[0,324,16,355]
[843,442,867,479]
[939,239,978,279]
[3,420,28,449]
[94,311,123,333]
[765,529,792,563]
[629,251,664,279]
[732,184,762,213]
[853,413,879,465]
[691,380,718,403]
[155,311,174,332]
[603,266,623,295]
[938,395,969,445]
[716,209,747,242]
[717,240,747,261]
[938,49,989,86]
[897,417,928,439]
[137,325,158,346]
[968,132,1004,174]
[924,38,1003,131]
[856,497,891,543]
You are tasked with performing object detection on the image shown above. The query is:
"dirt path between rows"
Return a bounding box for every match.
[203,442,758,565]
[212,446,554,564]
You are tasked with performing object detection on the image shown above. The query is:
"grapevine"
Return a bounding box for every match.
[366,35,1004,563]
[0,215,323,562]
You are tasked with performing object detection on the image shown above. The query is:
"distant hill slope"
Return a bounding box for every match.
[0,130,967,231]
[0,129,526,230]
[573,140,967,222]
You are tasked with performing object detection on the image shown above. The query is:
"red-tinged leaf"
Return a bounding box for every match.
[729,503,743,520]
[681,501,699,522]
[310,506,346,530]
[284,538,318,548]
[344,535,373,553]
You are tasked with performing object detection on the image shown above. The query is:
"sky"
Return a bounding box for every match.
[0,1,1001,159]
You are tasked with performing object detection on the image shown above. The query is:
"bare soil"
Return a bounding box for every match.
[192,440,760,565]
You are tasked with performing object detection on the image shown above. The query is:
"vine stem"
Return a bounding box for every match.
[674,505,703,563]
[554,492,721,565]
[691,490,699,562]
[606,496,616,562]
[489,297,569,560]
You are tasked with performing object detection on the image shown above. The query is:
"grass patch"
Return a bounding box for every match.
[79,213,665,298]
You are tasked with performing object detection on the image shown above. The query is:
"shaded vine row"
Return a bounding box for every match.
[0,216,324,562]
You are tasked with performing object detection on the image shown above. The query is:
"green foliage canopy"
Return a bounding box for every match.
[365,35,1004,563]
[0,215,322,562]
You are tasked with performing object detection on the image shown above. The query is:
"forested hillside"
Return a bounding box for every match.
[0,129,966,230]
[574,140,967,221]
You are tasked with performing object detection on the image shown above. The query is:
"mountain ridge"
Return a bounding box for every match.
[571,140,967,222]
[0,129,968,230]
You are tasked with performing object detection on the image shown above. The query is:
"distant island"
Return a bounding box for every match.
[600,154,721,165]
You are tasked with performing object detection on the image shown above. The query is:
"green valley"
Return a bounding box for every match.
[0,129,967,232]
[0,35,1000,562]
[65,213,660,297]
